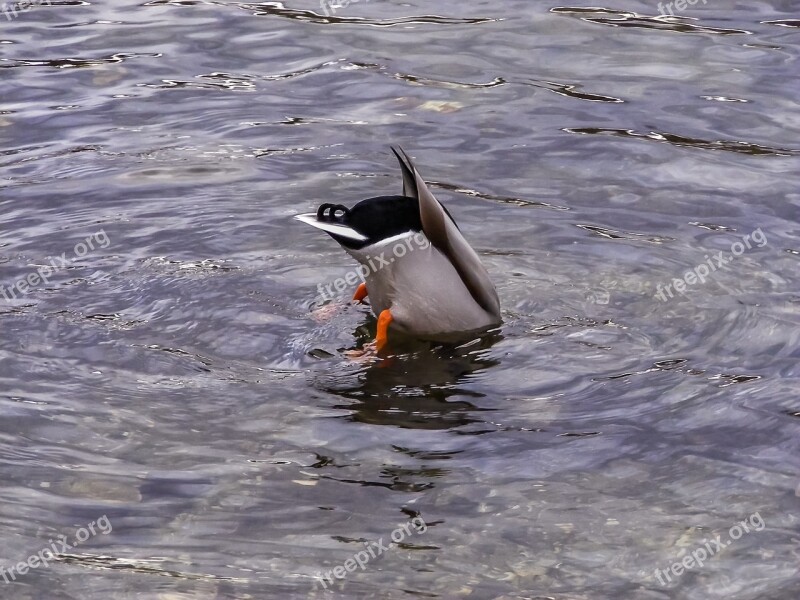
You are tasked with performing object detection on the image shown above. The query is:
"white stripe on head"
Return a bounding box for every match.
[294,213,368,242]
[368,230,425,249]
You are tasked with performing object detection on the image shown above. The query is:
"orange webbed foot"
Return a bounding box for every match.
[375,309,393,353]
[352,282,368,304]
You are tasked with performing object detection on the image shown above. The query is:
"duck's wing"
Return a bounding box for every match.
[391,147,501,320]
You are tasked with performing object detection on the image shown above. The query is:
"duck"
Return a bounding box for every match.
[295,147,501,352]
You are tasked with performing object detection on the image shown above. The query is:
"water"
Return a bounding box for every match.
[1,1,799,598]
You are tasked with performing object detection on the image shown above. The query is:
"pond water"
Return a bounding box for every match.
[1,1,799,598]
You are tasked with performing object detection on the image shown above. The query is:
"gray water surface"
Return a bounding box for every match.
[1,1,799,598]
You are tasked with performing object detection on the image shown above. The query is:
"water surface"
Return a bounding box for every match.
[1,1,799,598]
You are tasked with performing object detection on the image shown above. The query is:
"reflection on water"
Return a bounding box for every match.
[318,332,502,430]
[1,0,799,598]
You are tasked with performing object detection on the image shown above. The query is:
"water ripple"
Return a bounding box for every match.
[524,79,624,103]
[762,19,800,28]
[355,61,623,102]
[431,181,571,211]
[593,358,761,388]
[551,7,752,35]
[237,1,500,27]
[563,127,800,156]
[0,52,161,70]
[575,224,674,244]
[139,75,257,92]
[391,72,507,91]
[57,553,245,582]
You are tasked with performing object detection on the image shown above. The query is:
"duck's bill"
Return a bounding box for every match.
[294,213,367,242]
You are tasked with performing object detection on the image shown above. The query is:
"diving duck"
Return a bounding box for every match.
[295,147,501,351]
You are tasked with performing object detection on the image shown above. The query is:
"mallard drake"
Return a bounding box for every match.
[295,147,501,351]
